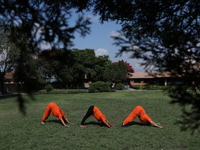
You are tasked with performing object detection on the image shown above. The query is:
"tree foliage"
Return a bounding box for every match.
[70,49,96,88]
[38,49,130,88]
[115,61,134,76]
[87,57,129,84]
[87,55,112,82]
[112,60,128,84]
[0,20,21,93]
[37,48,96,88]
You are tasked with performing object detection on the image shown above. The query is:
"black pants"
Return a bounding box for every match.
[81,106,94,125]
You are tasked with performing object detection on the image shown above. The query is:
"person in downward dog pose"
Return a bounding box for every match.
[80,106,114,128]
[41,102,72,127]
[122,106,163,128]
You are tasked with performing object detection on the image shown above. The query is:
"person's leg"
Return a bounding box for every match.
[80,106,94,125]
[122,106,141,126]
[41,104,52,122]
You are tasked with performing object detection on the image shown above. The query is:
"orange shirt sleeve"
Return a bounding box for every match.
[93,106,107,122]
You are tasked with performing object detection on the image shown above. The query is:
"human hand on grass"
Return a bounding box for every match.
[80,125,87,127]
[150,121,163,128]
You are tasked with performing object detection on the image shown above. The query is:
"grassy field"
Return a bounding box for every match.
[0,91,199,150]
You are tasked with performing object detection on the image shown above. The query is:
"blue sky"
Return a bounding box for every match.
[70,13,145,72]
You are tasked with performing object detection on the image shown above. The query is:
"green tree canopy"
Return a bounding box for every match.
[69,48,96,88]
[37,48,96,88]
[87,55,112,82]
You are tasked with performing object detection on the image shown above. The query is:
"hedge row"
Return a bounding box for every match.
[37,89,88,94]
[88,81,126,93]
[131,85,168,90]
[88,81,114,93]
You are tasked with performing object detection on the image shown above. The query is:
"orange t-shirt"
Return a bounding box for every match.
[123,106,152,125]
[93,106,107,122]
[43,102,66,120]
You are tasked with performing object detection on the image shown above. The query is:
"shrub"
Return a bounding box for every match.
[115,83,124,90]
[88,83,99,93]
[44,84,54,92]
[88,81,111,93]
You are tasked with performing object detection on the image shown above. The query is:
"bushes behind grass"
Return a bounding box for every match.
[114,83,124,90]
[132,85,168,90]
[88,81,116,93]
[44,84,54,92]
[37,89,88,94]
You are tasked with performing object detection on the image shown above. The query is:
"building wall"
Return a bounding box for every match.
[130,80,148,85]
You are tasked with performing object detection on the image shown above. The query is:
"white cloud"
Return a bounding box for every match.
[95,48,109,56]
[110,30,120,37]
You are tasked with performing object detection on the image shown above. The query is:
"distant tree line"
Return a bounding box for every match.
[37,48,134,89]
[0,29,134,91]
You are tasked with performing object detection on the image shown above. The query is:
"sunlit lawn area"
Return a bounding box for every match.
[1,91,199,150]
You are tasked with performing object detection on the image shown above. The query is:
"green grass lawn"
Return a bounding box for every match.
[0,91,199,150]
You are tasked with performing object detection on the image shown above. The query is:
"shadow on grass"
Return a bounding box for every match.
[122,121,151,127]
[45,119,75,126]
[84,121,107,127]
[45,119,67,126]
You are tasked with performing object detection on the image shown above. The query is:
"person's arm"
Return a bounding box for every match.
[107,120,114,126]
[65,118,73,124]
[103,120,113,128]
[60,119,69,127]
[149,121,163,128]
